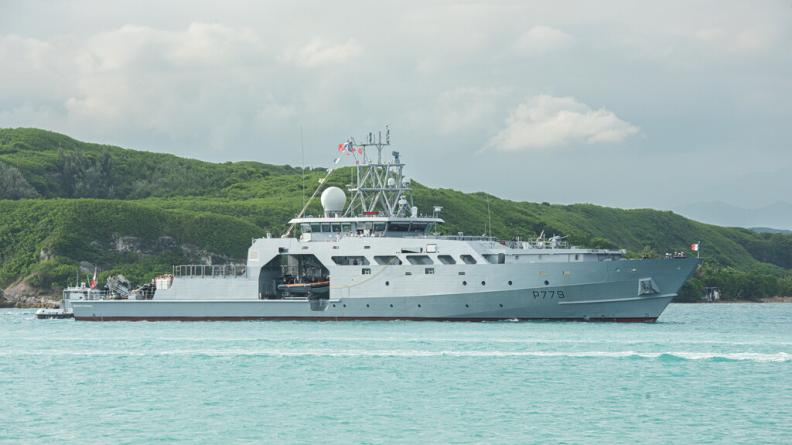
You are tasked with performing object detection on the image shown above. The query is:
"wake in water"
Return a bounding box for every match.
[1,349,789,362]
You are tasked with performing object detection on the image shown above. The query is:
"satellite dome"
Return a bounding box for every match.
[321,187,346,214]
[387,178,396,187]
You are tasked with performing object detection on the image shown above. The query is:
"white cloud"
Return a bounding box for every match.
[513,25,573,55]
[437,87,505,134]
[488,95,639,151]
[81,23,264,72]
[287,38,362,67]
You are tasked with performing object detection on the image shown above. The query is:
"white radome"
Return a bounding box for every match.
[321,186,346,213]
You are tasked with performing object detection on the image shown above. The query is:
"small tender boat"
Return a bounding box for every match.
[36,285,107,320]
[277,280,330,296]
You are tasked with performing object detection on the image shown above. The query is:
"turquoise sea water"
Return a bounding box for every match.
[1,304,790,444]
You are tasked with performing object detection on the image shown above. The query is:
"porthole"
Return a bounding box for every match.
[332,304,336,307]
[385,281,390,286]
[389,304,394,308]
[544,280,550,286]
[462,281,467,286]
[499,304,503,308]
[508,280,512,286]
[465,304,469,308]
[343,304,347,308]
[481,281,486,286]
[366,304,370,308]
[417,304,422,308]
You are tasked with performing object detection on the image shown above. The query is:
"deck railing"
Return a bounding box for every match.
[173,264,248,278]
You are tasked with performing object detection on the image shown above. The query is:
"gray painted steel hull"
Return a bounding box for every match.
[72,258,697,322]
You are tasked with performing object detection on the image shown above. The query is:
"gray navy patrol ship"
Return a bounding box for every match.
[71,129,699,322]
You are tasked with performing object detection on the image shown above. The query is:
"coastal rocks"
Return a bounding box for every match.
[2,280,58,308]
[180,243,233,265]
[39,247,54,262]
[113,235,142,253]
[79,261,95,274]
[158,236,177,250]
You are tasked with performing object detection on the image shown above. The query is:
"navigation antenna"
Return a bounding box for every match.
[300,125,305,208]
[343,125,413,218]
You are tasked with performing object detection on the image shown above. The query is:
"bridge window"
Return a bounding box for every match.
[437,255,456,264]
[388,222,410,232]
[300,224,311,233]
[332,256,370,266]
[321,223,331,232]
[332,224,342,233]
[406,255,433,265]
[460,255,477,264]
[374,255,402,265]
[310,223,321,232]
[374,223,386,232]
[483,254,506,264]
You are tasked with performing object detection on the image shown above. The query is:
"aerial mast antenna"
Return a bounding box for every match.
[300,124,305,208]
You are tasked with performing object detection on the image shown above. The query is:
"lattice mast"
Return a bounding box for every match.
[343,126,414,218]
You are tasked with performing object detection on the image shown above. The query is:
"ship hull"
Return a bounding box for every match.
[72,288,675,323]
[72,258,698,322]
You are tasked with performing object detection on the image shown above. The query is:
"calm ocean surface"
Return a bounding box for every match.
[1,304,790,444]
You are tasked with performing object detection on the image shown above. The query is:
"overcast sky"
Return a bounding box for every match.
[1,0,790,210]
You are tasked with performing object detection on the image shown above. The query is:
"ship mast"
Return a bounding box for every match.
[344,125,415,218]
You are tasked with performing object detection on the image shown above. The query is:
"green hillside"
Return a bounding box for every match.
[1,128,790,305]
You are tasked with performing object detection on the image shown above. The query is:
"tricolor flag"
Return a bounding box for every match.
[89,267,97,289]
[690,242,700,252]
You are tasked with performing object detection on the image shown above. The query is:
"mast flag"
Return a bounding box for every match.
[690,241,701,258]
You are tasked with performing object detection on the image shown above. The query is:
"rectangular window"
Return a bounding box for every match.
[374,255,402,265]
[388,222,410,232]
[411,224,428,233]
[310,223,321,233]
[362,268,371,275]
[406,255,433,265]
[483,253,506,264]
[437,255,456,264]
[425,267,435,275]
[460,255,477,264]
[405,271,412,276]
[321,223,331,233]
[332,256,370,266]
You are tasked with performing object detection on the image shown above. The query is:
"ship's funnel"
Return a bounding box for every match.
[321,186,346,216]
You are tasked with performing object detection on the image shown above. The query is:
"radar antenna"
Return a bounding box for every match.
[343,125,414,218]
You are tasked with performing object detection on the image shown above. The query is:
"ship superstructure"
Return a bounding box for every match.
[71,128,699,322]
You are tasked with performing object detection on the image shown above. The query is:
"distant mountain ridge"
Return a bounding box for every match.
[675,201,792,230]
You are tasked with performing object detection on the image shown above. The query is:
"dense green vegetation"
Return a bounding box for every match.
[1,127,790,303]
